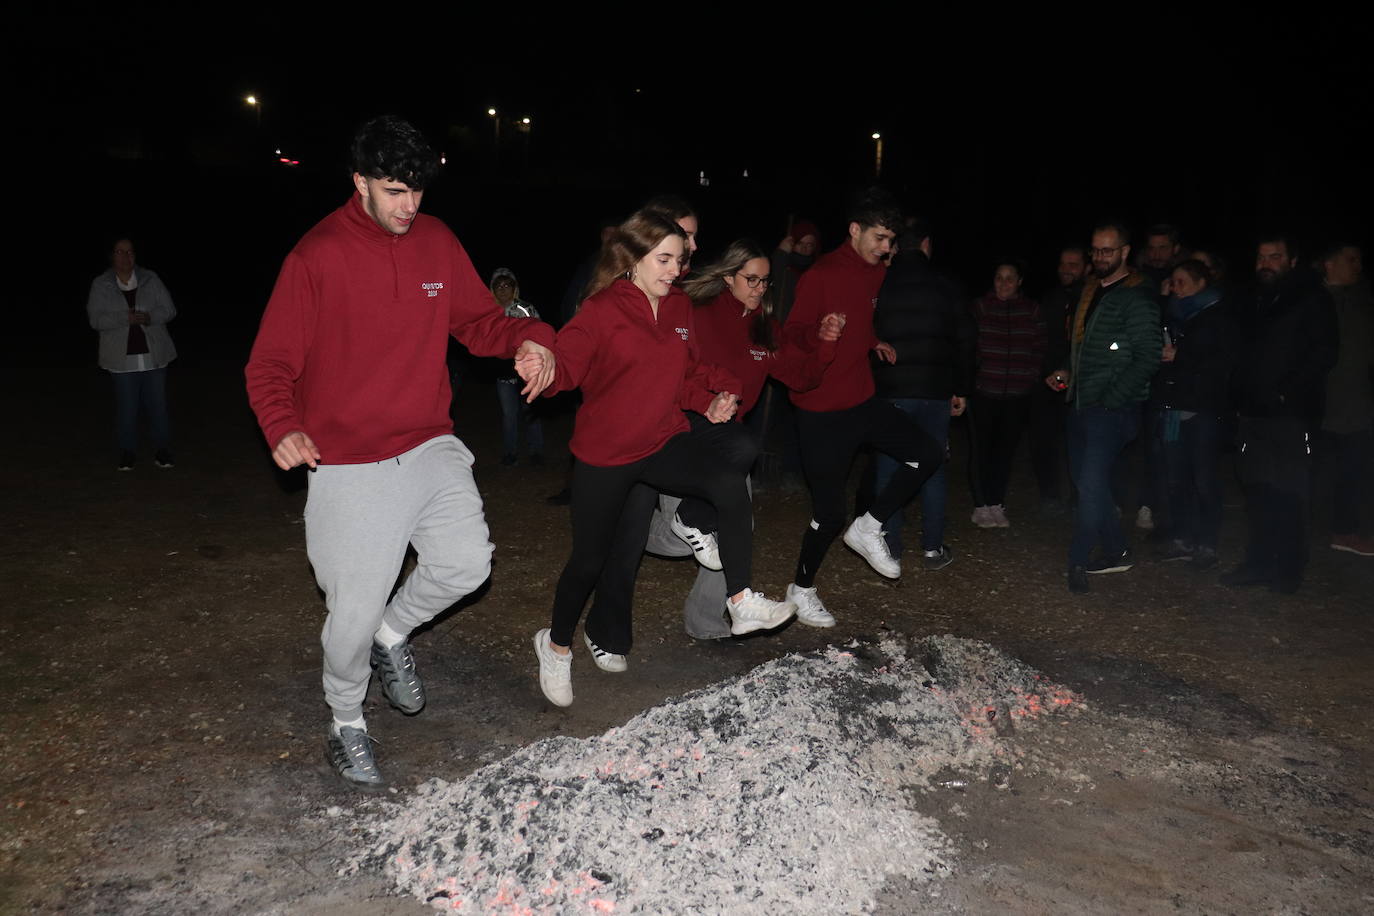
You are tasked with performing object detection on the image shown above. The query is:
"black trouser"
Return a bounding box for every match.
[1029,382,1067,500]
[1322,428,1372,536]
[550,431,752,652]
[674,413,760,532]
[793,398,943,587]
[967,393,1031,508]
[1237,416,1312,584]
[1160,411,1224,550]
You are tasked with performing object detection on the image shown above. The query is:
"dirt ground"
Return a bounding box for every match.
[3,365,1372,914]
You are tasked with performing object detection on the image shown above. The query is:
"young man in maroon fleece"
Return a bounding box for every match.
[780,189,944,625]
[245,116,556,788]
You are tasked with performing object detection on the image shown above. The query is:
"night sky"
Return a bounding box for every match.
[23,13,1371,367]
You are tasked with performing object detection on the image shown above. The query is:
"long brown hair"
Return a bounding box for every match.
[682,238,777,349]
[584,211,687,300]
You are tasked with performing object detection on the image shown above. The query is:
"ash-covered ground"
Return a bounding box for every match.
[344,636,1078,914]
[4,368,1373,914]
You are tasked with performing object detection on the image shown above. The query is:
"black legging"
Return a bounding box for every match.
[673,413,760,532]
[793,398,943,587]
[549,431,752,650]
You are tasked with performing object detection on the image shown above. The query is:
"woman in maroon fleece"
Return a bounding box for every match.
[967,260,1047,529]
[532,213,795,707]
[667,240,846,556]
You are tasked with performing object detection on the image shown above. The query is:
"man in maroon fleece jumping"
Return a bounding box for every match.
[780,188,944,626]
[246,116,556,788]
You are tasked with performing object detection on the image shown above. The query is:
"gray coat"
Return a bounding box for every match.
[87,267,178,371]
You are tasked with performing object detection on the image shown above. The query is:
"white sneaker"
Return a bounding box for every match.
[533,629,573,706]
[991,505,1011,528]
[670,513,723,570]
[786,583,835,628]
[842,513,901,579]
[971,506,998,528]
[583,632,628,673]
[1135,506,1154,530]
[726,589,796,635]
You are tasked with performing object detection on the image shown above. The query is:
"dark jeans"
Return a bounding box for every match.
[550,431,753,652]
[495,378,543,457]
[112,367,170,453]
[794,398,943,587]
[968,393,1031,508]
[874,398,951,556]
[1160,411,1223,550]
[1238,416,1312,583]
[1067,406,1139,568]
[1323,427,1372,536]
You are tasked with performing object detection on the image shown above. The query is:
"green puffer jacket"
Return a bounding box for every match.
[1070,272,1161,409]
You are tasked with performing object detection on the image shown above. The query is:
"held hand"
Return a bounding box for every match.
[778,236,795,254]
[950,396,967,417]
[1045,370,1070,391]
[1161,343,1177,363]
[818,312,846,342]
[128,309,151,326]
[873,341,897,364]
[273,430,321,470]
[705,392,739,424]
[514,340,556,402]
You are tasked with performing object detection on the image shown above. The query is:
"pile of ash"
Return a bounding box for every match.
[342,634,1080,913]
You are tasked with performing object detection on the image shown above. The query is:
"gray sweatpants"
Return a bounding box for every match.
[304,435,493,720]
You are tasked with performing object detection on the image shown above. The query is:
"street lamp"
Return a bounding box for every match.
[245,94,261,128]
[488,107,500,150]
[871,132,883,178]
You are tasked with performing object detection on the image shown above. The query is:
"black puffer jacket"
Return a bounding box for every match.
[1151,295,1236,414]
[873,251,975,399]
[1231,270,1339,421]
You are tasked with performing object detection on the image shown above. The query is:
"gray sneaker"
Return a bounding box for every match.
[370,640,425,715]
[326,725,384,789]
[922,545,955,571]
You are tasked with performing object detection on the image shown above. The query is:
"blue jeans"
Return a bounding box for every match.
[496,378,543,457]
[1067,406,1138,568]
[875,398,950,556]
[112,367,170,452]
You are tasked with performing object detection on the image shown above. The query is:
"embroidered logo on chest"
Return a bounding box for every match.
[421,282,444,298]
[749,348,767,362]
[675,327,689,342]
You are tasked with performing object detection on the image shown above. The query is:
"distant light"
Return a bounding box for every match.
[743,169,749,178]
[699,170,710,187]
[487,108,497,117]
[279,157,290,163]
[275,148,282,155]
[521,117,530,125]
[871,132,881,140]
[245,95,257,105]
[440,155,447,165]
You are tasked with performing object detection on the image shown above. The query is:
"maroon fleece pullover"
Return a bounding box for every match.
[246,196,555,464]
[781,241,885,412]
[547,279,739,467]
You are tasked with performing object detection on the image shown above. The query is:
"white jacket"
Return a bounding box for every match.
[87,267,178,371]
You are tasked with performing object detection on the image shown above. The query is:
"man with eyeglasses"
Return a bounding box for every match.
[1051,221,1161,593]
[780,188,944,625]
[245,116,557,788]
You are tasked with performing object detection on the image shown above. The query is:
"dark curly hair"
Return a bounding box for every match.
[350,115,438,189]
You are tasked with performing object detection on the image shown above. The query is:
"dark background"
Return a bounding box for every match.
[22,12,1370,369]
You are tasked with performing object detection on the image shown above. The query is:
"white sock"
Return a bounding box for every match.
[374,620,408,649]
[332,715,366,735]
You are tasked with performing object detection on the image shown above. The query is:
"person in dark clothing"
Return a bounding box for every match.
[1031,246,1085,514]
[1317,243,1374,557]
[1152,260,1236,569]
[869,220,974,568]
[967,260,1047,529]
[1220,235,1339,593]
